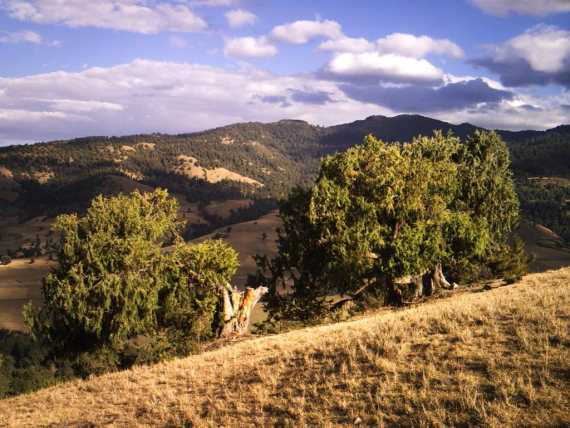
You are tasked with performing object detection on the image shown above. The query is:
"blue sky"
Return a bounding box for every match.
[0,0,569,145]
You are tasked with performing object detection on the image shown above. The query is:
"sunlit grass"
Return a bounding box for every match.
[2,268,570,427]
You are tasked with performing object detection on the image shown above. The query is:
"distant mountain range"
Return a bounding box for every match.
[0,113,569,241]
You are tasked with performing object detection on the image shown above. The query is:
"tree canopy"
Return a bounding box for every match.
[24,189,261,370]
[254,131,524,324]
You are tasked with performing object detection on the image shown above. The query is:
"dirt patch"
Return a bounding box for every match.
[135,142,155,150]
[175,155,263,186]
[118,168,143,181]
[21,169,55,184]
[203,199,253,219]
[0,167,13,179]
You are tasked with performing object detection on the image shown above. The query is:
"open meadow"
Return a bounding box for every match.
[1,267,569,427]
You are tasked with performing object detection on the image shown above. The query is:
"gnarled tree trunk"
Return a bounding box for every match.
[217,284,268,337]
[423,263,458,296]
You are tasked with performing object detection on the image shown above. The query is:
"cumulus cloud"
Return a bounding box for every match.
[224,36,277,57]
[339,78,514,112]
[0,0,208,34]
[377,33,464,58]
[470,0,570,16]
[318,36,375,53]
[0,59,386,145]
[0,58,565,145]
[471,25,570,87]
[269,19,343,45]
[0,30,42,44]
[322,52,444,85]
[225,9,256,28]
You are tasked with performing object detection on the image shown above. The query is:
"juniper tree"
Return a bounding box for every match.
[25,189,265,368]
[253,131,523,315]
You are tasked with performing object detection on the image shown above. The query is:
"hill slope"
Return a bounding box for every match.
[1,114,567,219]
[2,268,569,428]
[1,113,569,256]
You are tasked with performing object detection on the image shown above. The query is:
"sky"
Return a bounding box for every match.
[0,0,569,145]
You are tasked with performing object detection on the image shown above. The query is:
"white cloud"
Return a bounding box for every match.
[324,52,444,84]
[269,19,343,45]
[0,59,388,144]
[155,3,209,32]
[377,33,464,58]
[493,25,570,73]
[49,99,124,113]
[190,0,234,6]
[225,9,256,28]
[438,98,569,131]
[0,30,42,44]
[224,36,277,57]
[0,0,208,34]
[0,59,565,145]
[318,36,375,53]
[169,35,188,48]
[471,0,570,16]
[0,109,67,121]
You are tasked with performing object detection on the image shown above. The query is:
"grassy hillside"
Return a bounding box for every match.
[2,267,569,428]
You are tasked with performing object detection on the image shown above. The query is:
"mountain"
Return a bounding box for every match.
[0,114,569,254]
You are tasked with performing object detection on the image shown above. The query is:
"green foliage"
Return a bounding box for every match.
[488,237,535,284]
[25,190,239,371]
[309,133,466,288]
[248,187,333,325]
[25,189,180,355]
[159,240,238,345]
[0,255,11,265]
[0,329,74,398]
[456,130,519,242]
[256,130,523,323]
[516,178,570,243]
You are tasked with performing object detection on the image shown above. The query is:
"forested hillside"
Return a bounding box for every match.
[0,114,569,249]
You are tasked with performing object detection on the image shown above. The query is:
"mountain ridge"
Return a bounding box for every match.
[0,113,569,253]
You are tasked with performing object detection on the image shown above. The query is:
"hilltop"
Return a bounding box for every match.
[1,113,570,258]
[1,267,569,427]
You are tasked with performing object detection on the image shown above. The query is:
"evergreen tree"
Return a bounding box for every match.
[254,131,523,321]
[24,189,263,370]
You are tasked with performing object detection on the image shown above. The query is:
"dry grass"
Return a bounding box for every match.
[2,268,570,428]
[0,256,55,330]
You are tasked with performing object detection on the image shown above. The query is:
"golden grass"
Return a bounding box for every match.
[2,268,570,428]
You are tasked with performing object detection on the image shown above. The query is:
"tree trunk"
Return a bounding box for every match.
[384,278,404,306]
[217,284,268,337]
[423,263,458,296]
[432,262,451,289]
[409,275,424,299]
